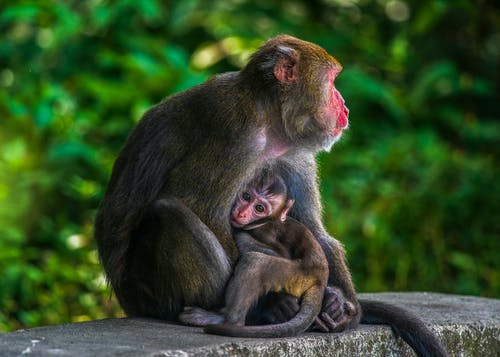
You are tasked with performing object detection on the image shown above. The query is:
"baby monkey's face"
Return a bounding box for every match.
[230,188,287,228]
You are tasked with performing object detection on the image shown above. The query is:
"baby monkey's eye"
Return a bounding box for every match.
[255,204,265,213]
[242,192,251,201]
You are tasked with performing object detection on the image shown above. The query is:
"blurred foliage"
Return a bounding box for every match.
[0,0,498,332]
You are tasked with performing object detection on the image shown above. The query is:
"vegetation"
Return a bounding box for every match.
[0,0,498,331]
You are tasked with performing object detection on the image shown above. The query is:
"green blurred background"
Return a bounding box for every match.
[0,0,498,332]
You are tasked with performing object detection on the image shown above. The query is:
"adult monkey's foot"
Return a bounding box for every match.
[310,286,359,332]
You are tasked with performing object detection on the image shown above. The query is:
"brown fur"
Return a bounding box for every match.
[204,216,328,338]
[95,34,447,355]
[191,174,329,337]
[94,35,359,326]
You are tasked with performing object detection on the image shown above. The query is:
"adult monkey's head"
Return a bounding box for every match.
[242,35,349,152]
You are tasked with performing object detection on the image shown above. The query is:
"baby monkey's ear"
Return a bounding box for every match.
[280,199,295,222]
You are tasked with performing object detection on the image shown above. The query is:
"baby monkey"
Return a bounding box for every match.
[180,173,328,337]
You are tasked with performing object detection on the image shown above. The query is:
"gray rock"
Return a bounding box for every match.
[1,293,498,356]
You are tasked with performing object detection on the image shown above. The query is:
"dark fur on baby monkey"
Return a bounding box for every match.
[180,173,331,337]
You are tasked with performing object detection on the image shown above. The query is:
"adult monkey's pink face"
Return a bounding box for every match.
[319,65,349,150]
[327,67,349,134]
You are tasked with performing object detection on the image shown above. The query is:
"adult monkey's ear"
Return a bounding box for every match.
[273,46,299,83]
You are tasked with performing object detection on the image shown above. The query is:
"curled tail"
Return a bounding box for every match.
[204,286,323,338]
[360,299,448,357]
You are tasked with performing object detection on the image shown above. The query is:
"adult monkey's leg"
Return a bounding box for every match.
[120,198,232,320]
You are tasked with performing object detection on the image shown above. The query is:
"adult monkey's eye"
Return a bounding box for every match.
[242,192,251,201]
[255,204,265,213]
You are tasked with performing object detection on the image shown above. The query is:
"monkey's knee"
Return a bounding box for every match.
[153,198,229,260]
[153,198,191,221]
[152,198,232,307]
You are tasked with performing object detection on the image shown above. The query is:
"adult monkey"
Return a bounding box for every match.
[95,35,447,356]
[95,34,356,330]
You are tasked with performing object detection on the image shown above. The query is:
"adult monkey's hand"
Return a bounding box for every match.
[311,287,358,332]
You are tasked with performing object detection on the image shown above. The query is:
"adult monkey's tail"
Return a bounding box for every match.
[360,299,448,357]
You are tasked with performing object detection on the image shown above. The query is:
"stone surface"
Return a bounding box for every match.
[0,292,498,356]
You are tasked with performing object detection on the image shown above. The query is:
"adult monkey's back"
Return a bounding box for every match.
[95,35,447,357]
